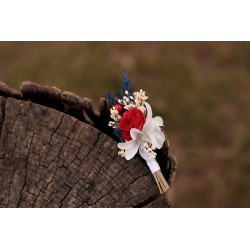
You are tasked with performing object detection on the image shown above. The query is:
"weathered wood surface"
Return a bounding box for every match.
[0,81,177,208]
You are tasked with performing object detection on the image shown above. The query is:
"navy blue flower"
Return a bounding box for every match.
[122,71,133,96]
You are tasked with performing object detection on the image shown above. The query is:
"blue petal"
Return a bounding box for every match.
[122,71,133,95]
[106,93,116,106]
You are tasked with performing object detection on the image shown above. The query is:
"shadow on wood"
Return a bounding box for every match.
[0,81,177,208]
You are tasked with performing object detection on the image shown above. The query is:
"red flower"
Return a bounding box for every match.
[114,103,123,113]
[119,108,145,141]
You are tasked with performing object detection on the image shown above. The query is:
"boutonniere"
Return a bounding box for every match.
[107,72,169,194]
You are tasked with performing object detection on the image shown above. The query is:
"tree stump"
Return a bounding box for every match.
[0,81,177,208]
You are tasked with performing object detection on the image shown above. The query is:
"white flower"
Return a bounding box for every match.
[117,102,165,173]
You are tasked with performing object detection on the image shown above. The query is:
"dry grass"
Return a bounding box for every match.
[1,41,249,207]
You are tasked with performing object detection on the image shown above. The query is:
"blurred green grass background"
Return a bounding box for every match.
[0,41,249,207]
